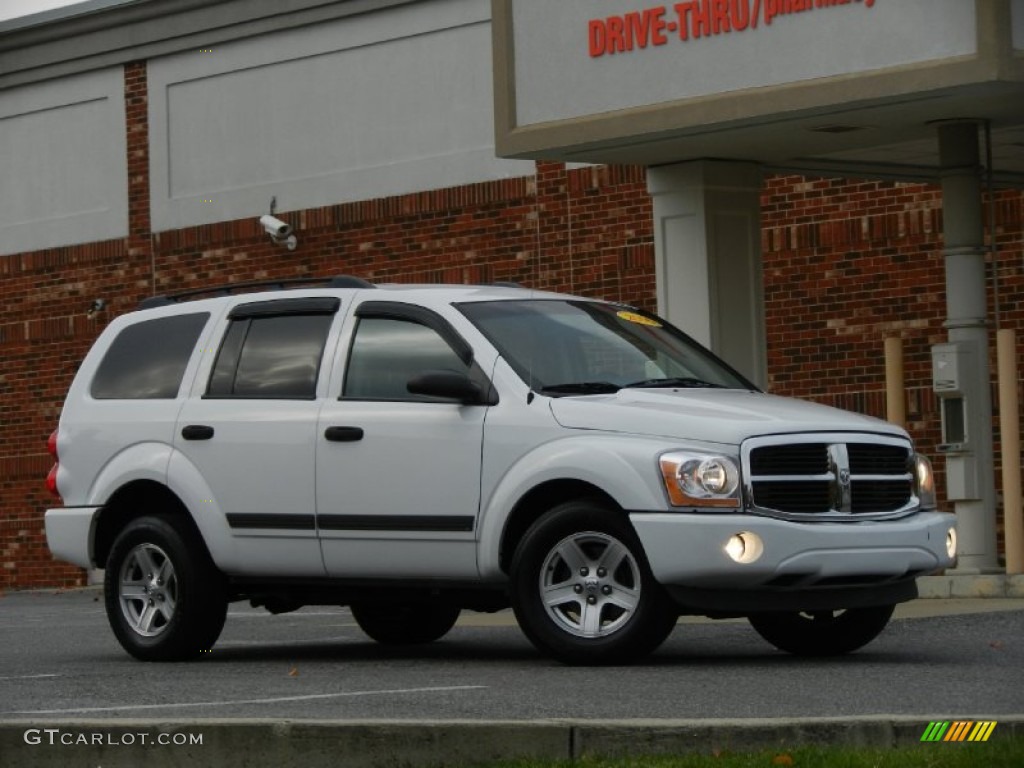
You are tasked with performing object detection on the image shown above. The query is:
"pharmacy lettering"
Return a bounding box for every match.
[588,0,877,58]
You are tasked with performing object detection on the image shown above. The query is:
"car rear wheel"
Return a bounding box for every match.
[510,500,678,665]
[748,604,895,656]
[104,515,227,661]
[351,601,461,645]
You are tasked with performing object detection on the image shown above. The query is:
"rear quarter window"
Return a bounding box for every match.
[90,313,209,399]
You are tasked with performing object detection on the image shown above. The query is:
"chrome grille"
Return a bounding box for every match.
[749,443,829,475]
[848,443,908,474]
[743,434,916,521]
[750,480,831,514]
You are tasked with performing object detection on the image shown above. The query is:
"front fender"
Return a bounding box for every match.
[476,435,676,579]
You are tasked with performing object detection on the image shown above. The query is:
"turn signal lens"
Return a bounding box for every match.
[913,453,936,510]
[946,527,957,560]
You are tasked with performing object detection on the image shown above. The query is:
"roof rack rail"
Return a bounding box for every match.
[327,275,375,288]
[137,274,375,309]
[491,281,523,288]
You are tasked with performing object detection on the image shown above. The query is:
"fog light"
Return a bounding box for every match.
[946,527,957,560]
[725,532,763,564]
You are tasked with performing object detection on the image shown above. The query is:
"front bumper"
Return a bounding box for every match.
[45,507,101,569]
[631,510,955,595]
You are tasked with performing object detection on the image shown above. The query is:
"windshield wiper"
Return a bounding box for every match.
[623,377,724,389]
[538,381,621,396]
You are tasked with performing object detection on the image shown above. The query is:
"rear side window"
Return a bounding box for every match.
[207,298,339,399]
[91,313,209,399]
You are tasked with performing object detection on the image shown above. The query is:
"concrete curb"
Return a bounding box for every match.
[917,574,1024,598]
[2,716,1021,768]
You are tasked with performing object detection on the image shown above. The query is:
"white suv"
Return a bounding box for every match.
[45,277,956,664]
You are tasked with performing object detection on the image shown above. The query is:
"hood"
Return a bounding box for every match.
[548,389,907,447]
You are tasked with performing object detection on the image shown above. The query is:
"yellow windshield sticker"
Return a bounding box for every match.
[617,310,661,327]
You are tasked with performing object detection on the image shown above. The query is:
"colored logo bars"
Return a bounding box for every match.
[921,721,998,743]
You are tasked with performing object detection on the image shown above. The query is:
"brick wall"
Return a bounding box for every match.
[762,175,1024,542]
[1,62,1022,589]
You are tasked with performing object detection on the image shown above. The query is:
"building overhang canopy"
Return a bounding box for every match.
[493,0,1024,185]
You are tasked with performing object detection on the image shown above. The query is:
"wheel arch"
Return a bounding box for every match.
[498,479,621,575]
[477,436,672,579]
[93,480,204,569]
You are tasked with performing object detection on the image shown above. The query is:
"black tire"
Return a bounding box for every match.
[351,601,461,645]
[104,515,227,661]
[748,604,895,656]
[510,500,678,665]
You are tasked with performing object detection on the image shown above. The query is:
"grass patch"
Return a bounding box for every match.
[475,739,1024,768]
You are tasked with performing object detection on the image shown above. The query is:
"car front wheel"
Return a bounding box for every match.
[104,515,227,661]
[510,500,678,665]
[748,604,895,656]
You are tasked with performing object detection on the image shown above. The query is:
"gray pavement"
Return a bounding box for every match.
[0,586,1022,766]
[3,717,1023,768]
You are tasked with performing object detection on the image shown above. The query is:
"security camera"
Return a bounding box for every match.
[87,299,107,318]
[260,214,292,239]
[259,213,297,251]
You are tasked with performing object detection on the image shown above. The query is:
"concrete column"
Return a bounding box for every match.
[937,121,999,572]
[646,161,766,388]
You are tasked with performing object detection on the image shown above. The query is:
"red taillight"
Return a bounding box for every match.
[46,429,61,499]
[46,464,60,497]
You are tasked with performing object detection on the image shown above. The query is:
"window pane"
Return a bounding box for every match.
[344,318,466,400]
[207,319,248,397]
[231,314,332,398]
[91,313,209,399]
[460,300,750,391]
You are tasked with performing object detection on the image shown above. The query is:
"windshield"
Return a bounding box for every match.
[457,300,755,395]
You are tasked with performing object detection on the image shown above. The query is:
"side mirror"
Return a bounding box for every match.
[407,370,488,405]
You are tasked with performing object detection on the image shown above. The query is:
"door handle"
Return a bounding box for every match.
[181,425,215,441]
[324,426,364,442]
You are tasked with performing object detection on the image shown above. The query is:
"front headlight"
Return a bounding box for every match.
[913,453,937,510]
[659,451,741,509]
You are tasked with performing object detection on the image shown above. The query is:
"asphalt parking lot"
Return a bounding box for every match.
[1,588,1022,721]
[2,588,1022,767]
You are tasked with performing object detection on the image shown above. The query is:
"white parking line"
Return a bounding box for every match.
[215,636,352,646]
[12,685,487,715]
[0,674,59,681]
